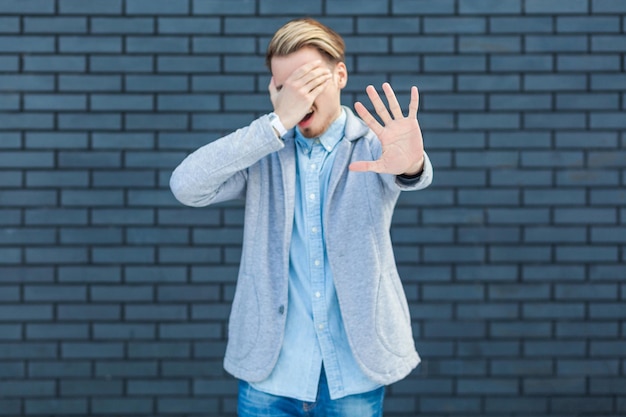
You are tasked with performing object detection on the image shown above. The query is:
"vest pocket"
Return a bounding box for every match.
[374,270,414,357]
[226,274,260,360]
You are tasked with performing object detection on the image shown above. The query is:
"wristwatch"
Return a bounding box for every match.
[268,112,287,138]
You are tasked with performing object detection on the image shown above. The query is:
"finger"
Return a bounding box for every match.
[408,86,419,119]
[268,77,277,95]
[290,59,325,81]
[308,76,330,99]
[349,160,382,173]
[304,69,332,93]
[365,85,392,125]
[382,82,404,120]
[354,101,384,137]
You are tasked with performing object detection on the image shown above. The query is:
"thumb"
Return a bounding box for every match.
[349,160,380,173]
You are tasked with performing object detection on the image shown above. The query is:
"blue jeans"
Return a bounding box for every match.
[238,370,385,417]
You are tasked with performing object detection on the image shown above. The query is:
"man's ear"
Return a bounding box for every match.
[335,62,348,89]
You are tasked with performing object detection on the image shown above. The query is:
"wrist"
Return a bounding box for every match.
[403,157,425,176]
[268,112,288,138]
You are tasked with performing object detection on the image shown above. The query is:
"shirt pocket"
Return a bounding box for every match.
[374,269,415,358]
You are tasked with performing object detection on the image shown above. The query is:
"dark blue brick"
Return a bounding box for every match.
[357,17,421,34]
[192,36,256,54]
[92,247,155,264]
[556,92,619,110]
[557,322,619,338]
[57,304,120,321]
[91,398,153,414]
[60,379,123,396]
[0,56,18,71]
[557,246,619,262]
[392,36,455,53]
[523,265,586,281]
[0,342,56,358]
[59,36,122,53]
[93,132,154,149]
[551,396,615,413]
[558,16,620,33]
[0,36,54,52]
[62,342,125,359]
[126,0,189,15]
[526,35,587,52]
[592,35,626,52]
[90,55,154,73]
[92,17,155,34]
[126,75,187,92]
[490,93,552,110]
[24,285,86,302]
[58,0,122,14]
[522,302,585,319]
[0,17,19,33]
[0,0,55,14]
[92,171,155,188]
[27,132,89,149]
[423,17,485,34]
[259,0,321,14]
[490,17,553,33]
[158,17,219,34]
[490,55,553,72]
[0,190,56,208]
[0,88,18,108]
[0,286,20,302]
[126,36,189,53]
[157,56,220,73]
[554,208,616,224]
[91,94,153,111]
[0,360,23,376]
[459,35,521,53]
[24,17,87,33]
[524,226,585,243]
[25,399,87,415]
[26,171,89,187]
[128,342,191,358]
[592,0,626,12]
[0,380,56,397]
[459,0,521,14]
[486,398,548,413]
[393,0,455,14]
[26,324,89,340]
[526,0,589,14]
[193,0,255,15]
[524,341,586,357]
[424,56,486,72]
[158,398,220,414]
[95,361,158,377]
[0,74,54,91]
[525,74,587,91]
[27,360,90,376]
[59,75,122,92]
[524,377,586,395]
[24,94,87,111]
[125,114,188,131]
[93,323,155,339]
[25,209,87,226]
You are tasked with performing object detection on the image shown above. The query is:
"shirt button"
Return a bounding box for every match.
[309,193,315,200]
[314,260,320,266]
[314,139,320,145]
[278,305,285,315]
[311,227,318,233]
[310,163,317,170]
[318,324,324,330]
[315,291,321,298]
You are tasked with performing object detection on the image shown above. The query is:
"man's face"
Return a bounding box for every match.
[271,47,347,138]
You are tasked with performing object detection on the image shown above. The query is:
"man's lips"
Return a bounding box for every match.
[299,110,314,126]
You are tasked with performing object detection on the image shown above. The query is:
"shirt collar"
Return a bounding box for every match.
[295,108,346,154]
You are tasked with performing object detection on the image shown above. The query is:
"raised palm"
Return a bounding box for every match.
[349,83,424,176]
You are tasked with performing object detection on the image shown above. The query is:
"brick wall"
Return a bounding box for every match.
[1,0,625,416]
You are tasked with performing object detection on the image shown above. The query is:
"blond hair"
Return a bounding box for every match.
[266,18,345,69]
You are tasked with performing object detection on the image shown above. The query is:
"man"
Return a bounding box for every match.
[170,18,433,417]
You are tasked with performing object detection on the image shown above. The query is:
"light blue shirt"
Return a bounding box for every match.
[251,109,381,401]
